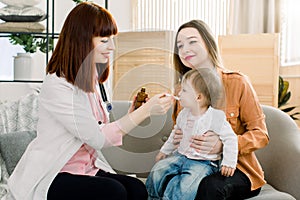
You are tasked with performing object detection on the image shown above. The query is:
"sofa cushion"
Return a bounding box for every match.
[0,130,36,175]
[0,91,39,134]
[251,184,295,200]
[0,101,18,133]
[257,105,300,199]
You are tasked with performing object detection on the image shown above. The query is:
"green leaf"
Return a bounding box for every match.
[278,91,291,107]
[291,112,300,120]
[291,112,300,116]
[9,33,53,54]
[39,38,54,53]
[73,0,85,4]
[277,76,299,121]
[278,76,284,102]
[281,106,296,113]
[279,80,289,103]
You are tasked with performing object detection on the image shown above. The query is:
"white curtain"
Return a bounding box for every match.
[281,0,300,64]
[132,0,229,37]
[227,0,279,34]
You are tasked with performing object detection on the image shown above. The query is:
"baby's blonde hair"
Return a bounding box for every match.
[182,68,224,109]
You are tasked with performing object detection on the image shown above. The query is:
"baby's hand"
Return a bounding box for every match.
[155,152,167,162]
[221,166,235,177]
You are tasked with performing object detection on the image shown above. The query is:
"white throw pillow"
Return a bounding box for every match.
[0,0,41,7]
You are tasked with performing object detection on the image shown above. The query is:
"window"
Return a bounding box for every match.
[280,0,300,66]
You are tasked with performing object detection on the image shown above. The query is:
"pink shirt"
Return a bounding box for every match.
[60,89,123,175]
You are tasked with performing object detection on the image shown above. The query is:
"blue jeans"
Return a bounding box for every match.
[146,153,219,200]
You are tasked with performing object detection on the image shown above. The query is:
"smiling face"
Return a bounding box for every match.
[176,27,212,69]
[92,35,115,64]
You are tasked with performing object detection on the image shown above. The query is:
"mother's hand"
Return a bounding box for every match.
[190,131,223,155]
[173,129,183,148]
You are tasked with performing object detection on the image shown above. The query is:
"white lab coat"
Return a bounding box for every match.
[4,74,116,200]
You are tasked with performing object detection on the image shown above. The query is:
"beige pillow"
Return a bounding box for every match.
[0,22,45,32]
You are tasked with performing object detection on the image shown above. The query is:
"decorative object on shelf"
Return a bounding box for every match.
[278,76,300,120]
[0,0,56,82]
[9,33,53,80]
[0,0,41,7]
[0,5,46,22]
[0,21,45,32]
[0,0,46,32]
[13,52,32,81]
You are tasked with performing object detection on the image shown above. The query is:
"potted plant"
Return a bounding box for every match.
[9,33,53,54]
[9,33,53,80]
[72,0,87,4]
[278,76,300,120]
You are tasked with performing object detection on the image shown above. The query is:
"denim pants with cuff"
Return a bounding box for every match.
[146,153,219,200]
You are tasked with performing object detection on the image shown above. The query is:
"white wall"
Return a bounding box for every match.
[109,0,132,31]
[0,0,131,101]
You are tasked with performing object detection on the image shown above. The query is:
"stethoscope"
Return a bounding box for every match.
[99,83,113,113]
[93,83,112,125]
[94,63,113,124]
[96,62,113,113]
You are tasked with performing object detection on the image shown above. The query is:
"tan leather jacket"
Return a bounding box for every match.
[173,69,269,190]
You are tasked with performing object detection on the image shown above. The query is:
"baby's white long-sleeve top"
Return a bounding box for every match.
[160,107,238,168]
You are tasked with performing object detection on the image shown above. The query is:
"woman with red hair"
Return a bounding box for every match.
[5,3,172,200]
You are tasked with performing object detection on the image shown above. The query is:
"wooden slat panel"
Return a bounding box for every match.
[218,33,280,107]
[113,32,280,107]
[113,31,174,100]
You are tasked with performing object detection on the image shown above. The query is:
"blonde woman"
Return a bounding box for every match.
[172,20,269,200]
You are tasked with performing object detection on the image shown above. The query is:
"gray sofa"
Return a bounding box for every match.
[103,101,300,200]
[0,99,299,199]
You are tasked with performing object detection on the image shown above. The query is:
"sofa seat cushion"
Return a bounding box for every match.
[247,184,295,200]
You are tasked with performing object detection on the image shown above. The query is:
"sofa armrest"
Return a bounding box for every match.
[256,105,300,199]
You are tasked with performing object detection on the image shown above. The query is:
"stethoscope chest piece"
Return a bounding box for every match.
[105,101,113,112]
[99,83,112,113]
